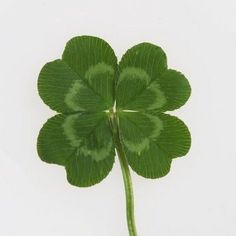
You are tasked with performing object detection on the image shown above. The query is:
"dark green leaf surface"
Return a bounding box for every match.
[37,113,115,187]
[37,114,74,166]
[124,142,172,178]
[62,36,117,80]
[66,151,114,187]
[156,113,191,158]
[159,69,191,111]
[119,43,167,81]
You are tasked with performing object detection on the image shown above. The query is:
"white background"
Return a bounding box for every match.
[0,0,236,235]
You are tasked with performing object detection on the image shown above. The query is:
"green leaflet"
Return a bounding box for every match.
[119,113,190,178]
[37,113,115,187]
[38,36,117,113]
[37,35,191,187]
[116,44,191,112]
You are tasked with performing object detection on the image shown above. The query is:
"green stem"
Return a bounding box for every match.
[109,112,138,236]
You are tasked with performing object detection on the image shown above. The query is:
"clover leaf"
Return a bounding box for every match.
[37,35,191,236]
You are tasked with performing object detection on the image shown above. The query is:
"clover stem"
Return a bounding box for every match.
[109,112,138,236]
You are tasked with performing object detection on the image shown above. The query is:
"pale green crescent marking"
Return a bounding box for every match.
[124,138,150,155]
[147,82,167,109]
[64,62,115,111]
[62,114,82,147]
[62,114,112,162]
[64,81,86,111]
[117,67,167,110]
[80,140,113,161]
[85,62,114,83]
[121,114,164,154]
[118,67,151,85]
[85,62,115,106]
[148,114,164,139]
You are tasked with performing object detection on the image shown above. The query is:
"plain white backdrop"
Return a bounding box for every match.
[0,0,236,235]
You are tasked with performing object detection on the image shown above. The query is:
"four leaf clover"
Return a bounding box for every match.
[37,35,191,187]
